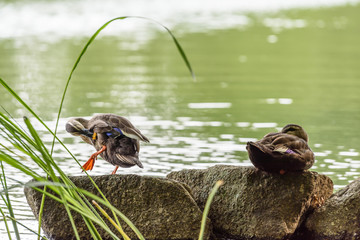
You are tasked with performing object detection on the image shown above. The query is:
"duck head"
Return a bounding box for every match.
[65,118,93,138]
[281,124,308,142]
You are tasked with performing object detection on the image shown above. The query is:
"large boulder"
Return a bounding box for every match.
[167,165,333,240]
[300,178,360,240]
[24,174,211,240]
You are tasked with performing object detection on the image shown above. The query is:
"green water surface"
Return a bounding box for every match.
[1,4,360,189]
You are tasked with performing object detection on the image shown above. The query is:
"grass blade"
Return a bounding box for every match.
[0,160,21,240]
[0,205,12,240]
[37,177,48,240]
[92,200,130,240]
[198,180,224,240]
[6,216,49,240]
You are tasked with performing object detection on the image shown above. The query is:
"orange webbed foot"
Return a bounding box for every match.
[279,169,286,175]
[82,155,97,171]
[81,145,107,172]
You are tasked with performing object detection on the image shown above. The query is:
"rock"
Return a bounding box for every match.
[167,165,333,240]
[300,178,360,240]
[24,174,211,240]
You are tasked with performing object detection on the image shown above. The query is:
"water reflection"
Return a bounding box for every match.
[188,102,232,109]
[1,0,360,238]
[265,98,293,105]
[263,18,307,32]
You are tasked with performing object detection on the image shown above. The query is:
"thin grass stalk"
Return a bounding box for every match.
[0,139,51,186]
[29,180,140,240]
[37,176,48,240]
[82,218,102,240]
[0,134,48,174]
[19,117,56,240]
[22,118,83,240]
[59,193,113,240]
[198,180,224,240]
[0,145,133,240]
[28,184,105,240]
[56,189,119,239]
[45,177,112,239]
[23,117,57,179]
[0,114,50,173]
[55,191,81,239]
[29,186,120,240]
[0,79,48,134]
[1,119,80,240]
[6,216,49,240]
[0,141,28,162]
[77,189,145,240]
[92,200,131,240]
[0,108,78,170]
[0,160,20,240]
[0,153,42,182]
[2,139,121,240]
[0,204,12,240]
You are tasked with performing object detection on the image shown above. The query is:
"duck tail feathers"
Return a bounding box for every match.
[115,154,144,168]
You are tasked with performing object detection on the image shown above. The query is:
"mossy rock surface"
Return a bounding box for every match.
[167,165,333,240]
[300,178,360,240]
[24,174,211,240]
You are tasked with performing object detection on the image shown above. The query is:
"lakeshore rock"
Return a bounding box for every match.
[299,178,360,240]
[167,165,333,240]
[24,174,211,240]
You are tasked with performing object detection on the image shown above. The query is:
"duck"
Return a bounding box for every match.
[65,113,149,174]
[246,124,314,174]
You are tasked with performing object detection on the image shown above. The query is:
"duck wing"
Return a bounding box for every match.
[88,119,112,133]
[107,114,150,143]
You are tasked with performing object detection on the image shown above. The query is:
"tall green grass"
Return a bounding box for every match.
[0,109,143,239]
[0,17,220,240]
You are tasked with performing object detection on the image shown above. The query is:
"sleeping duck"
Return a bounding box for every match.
[246,124,314,174]
[65,113,149,174]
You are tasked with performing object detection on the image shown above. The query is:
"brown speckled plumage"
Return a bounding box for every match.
[246,124,314,173]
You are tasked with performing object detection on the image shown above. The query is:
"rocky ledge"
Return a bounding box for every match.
[297,178,360,240]
[24,165,360,240]
[167,165,333,240]
[25,175,211,240]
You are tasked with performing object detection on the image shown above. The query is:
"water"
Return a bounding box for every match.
[1,0,360,238]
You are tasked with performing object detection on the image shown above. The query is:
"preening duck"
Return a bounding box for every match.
[66,113,149,174]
